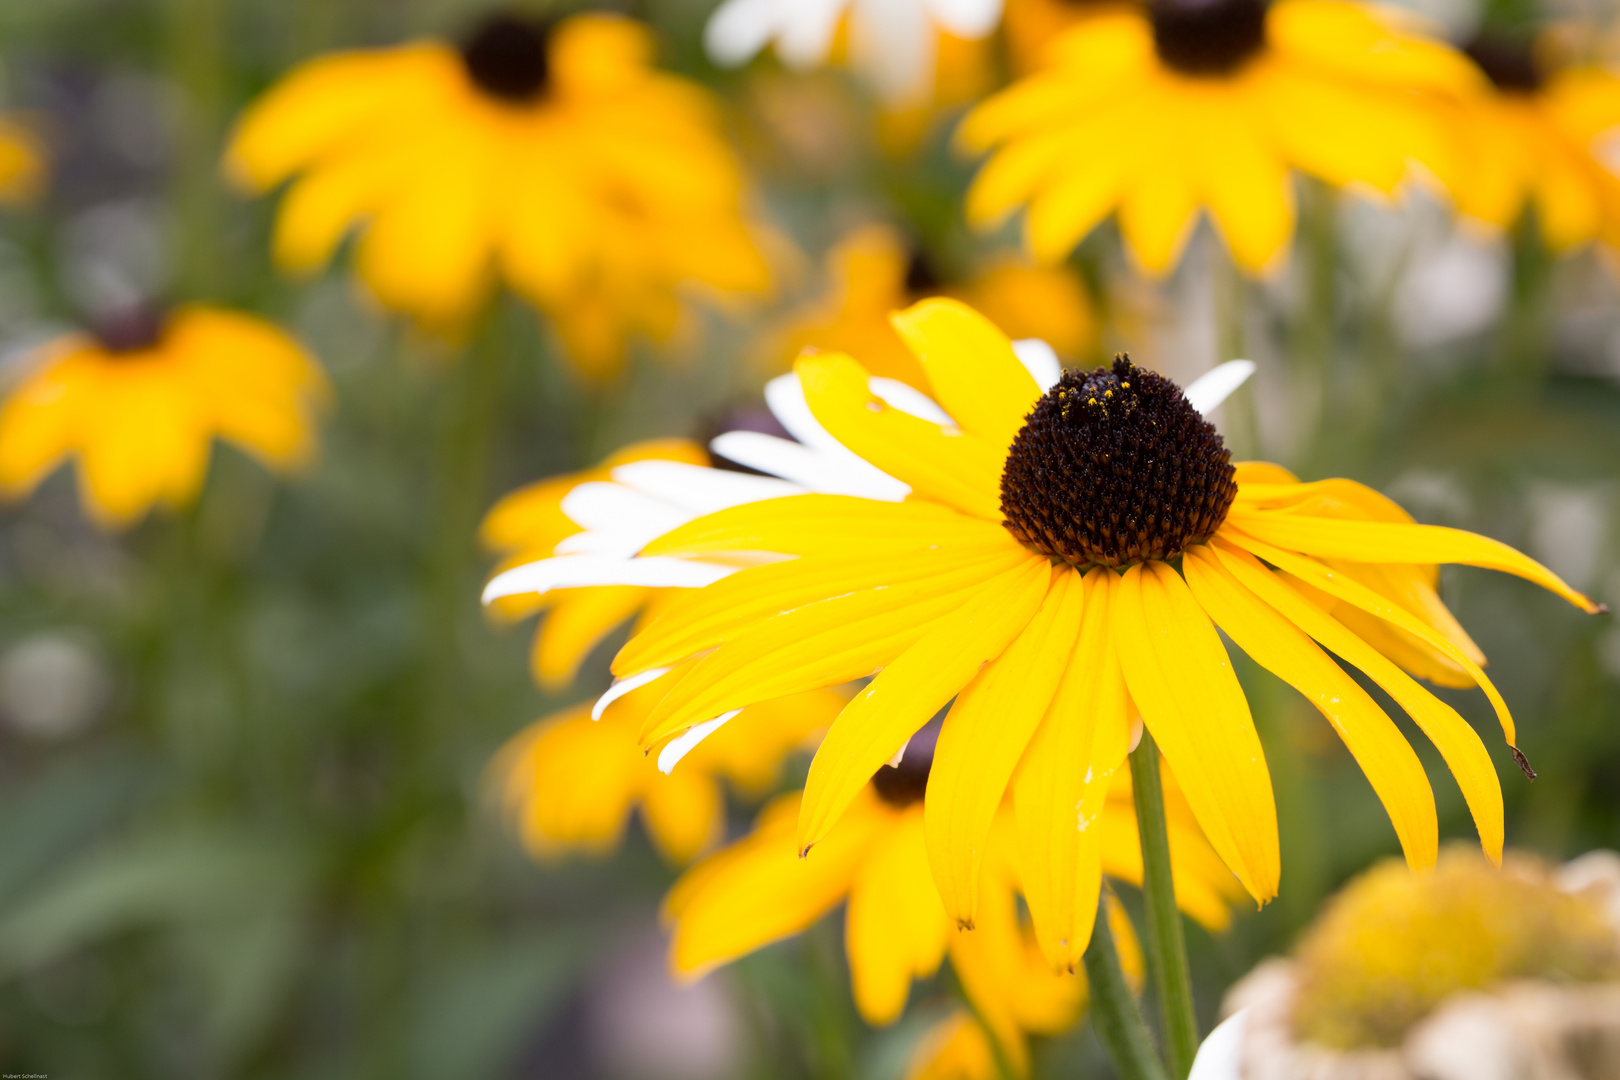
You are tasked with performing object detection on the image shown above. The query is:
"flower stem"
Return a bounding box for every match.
[1082,893,1171,1080]
[1130,728,1199,1079]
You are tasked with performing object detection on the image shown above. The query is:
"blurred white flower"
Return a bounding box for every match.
[704,0,1003,105]
[0,632,110,739]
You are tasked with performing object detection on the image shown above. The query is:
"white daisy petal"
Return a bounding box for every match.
[609,460,804,515]
[850,0,936,104]
[776,0,849,68]
[481,554,736,604]
[868,376,956,427]
[765,374,913,495]
[1188,1008,1249,1080]
[927,0,1003,36]
[550,528,647,558]
[704,0,784,66]
[709,431,908,501]
[560,481,689,538]
[1012,338,1063,393]
[1184,359,1256,417]
[593,666,674,721]
[657,710,744,774]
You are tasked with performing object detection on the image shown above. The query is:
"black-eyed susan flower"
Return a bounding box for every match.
[763,224,1092,388]
[959,0,1481,273]
[664,728,1226,1071]
[705,0,1004,107]
[226,13,770,379]
[0,115,44,203]
[1445,35,1620,252]
[606,299,1599,973]
[0,306,327,528]
[489,675,843,864]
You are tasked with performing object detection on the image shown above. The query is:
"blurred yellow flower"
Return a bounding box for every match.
[663,732,1228,1069]
[225,13,771,379]
[1001,0,1130,75]
[480,438,710,691]
[764,224,1092,388]
[0,115,44,203]
[905,1011,998,1080]
[619,299,1599,971]
[490,676,842,865]
[959,0,1480,273]
[1292,848,1620,1048]
[1446,37,1620,252]
[0,306,327,528]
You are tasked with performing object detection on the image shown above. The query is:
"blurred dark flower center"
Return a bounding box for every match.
[92,305,166,355]
[1001,354,1237,567]
[871,719,938,808]
[699,404,793,474]
[1465,36,1542,93]
[462,15,554,102]
[904,249,943,295]
[1151,0,1268,76]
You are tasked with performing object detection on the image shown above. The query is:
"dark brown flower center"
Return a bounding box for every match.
[1464,36,1542,93]
[92,305,166,355]
[461,14,554,102]
[1150,0,1268,77]
[871,720,938,808]
[1000,355,1237,568]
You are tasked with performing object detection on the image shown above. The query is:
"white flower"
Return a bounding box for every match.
[703,0,1005,105]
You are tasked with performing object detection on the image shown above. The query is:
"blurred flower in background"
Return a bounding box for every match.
[0,114,43,204]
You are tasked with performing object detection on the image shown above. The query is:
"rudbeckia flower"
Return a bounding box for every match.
[705,0,1004,106]
[1446,35,1620,252]
[0,306,327,528]
[490,676,843,864]
[763,224,1093,389]
[664,729,1226,1070]
[0,115,44,203]
[608,299,1599,972]
[226,13,770,378]
[959,0,1481,273]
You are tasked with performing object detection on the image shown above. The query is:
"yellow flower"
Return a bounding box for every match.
[1445,37,1620,252]
[490,676,842,865]
[480,438,710,691]
[662,732,1231,1072]
[905,1011,999,1080]
[959,0,1480,273]
[616,299,1599,972]
[0,115,44,203]
[0,306,327,528]
[1002,0,1130,76]
[225,13,770,379]
[765,224,1093,388]
[1291,847,1620,1048]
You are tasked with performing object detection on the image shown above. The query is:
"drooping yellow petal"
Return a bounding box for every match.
[1183,545,1437,870]
[1112,562,1279,904]
[797,557,1052,855]
[889,298,1042,454]
[796,353,1006,520]
[640,770,723,864]
[927,569,1084,928]
[531,585,647,691]
[845,807,949,1025]
[1013,565,1131,971]
[1209,537,1503,863]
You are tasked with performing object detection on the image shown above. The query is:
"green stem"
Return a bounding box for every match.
[1130,729,1199,1079]
[1082,894,1171,1080]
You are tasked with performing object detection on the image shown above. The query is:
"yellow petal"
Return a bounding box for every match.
[1097,796,1239,933]
[531,585,648,691]
[845,807,948,1024]
[640,770,723,864]
[1013,565,1131,971]
[927,569,1084,928]
[889,298,1042,454]
[1209,537,1504,863]
[795,353,1006,520]
[1183,545,1437,870]
[797,557,1052,854]
[1112,562,1279,904]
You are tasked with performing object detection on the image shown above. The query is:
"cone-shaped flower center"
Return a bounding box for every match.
[1151,0,1268,76]
[871,721,938,808]
[1464,36,1542,93]
[1000,355,1237,568]
[462,14,554,102]
[93,305,167,355]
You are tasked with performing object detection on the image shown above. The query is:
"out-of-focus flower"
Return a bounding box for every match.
[762,224,1093,388]
[1444,35,1620,253]
[704,0,1003,107]
[0,306,327,528]
[606,299,1599,971]
[225,13,770,379]
[905,1010,999,1080]
[1001,0,1127,75]
[489,676,843,865]
[0,115,44,203]
[663,727,1215,1071]
[959,0,1481,274]
[1206,849,1620,1080]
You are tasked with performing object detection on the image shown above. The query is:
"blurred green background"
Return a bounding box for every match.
[0,0,1616,1077]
